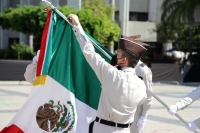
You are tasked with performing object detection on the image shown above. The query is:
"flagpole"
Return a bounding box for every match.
[42,0,112,60]
[41,1,199,132]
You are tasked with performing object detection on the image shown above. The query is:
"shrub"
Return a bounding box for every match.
[0,43,36,60]
[0,49,7,59]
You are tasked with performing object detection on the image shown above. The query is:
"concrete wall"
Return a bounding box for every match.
[115,0,164,23]
[114,0,120,11]
[9,30,19,38]
[129,0,148,12]
[148,0,157,22]
[127,21,157,42]
[10,0,19,8]
[156,0,164,23]
[32,0,40,6]
[60,0,68,6]
[115,0,148,12]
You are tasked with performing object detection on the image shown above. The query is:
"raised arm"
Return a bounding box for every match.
[68,14,117,87]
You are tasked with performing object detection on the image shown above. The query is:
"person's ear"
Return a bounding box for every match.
[123,57,127,63]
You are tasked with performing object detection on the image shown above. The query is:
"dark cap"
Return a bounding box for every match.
[118,35,148,58]
[130,35,141,40]
[129,35,150,48]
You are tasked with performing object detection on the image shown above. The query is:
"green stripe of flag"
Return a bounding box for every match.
[42,11,113,110]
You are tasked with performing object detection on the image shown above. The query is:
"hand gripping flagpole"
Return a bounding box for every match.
[147,89,199,133]
[42,0,112,60]
[41,1,199,133]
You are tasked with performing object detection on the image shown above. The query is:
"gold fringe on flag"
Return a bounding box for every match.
[33,75,47,86]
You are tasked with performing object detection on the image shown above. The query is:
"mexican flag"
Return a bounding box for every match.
[0,10,112,133]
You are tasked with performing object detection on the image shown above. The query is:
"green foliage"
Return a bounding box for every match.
[82,0,115,18]
[161,0,200,56]
[81,0,119,45]
[0,5,47,38]
[0,44,36,60]
[0,2,120,46]
[161,0,200,25]
[193,25,200,46]
[152,23,200,51]
[77,9,120,45]
[0,49,7,59]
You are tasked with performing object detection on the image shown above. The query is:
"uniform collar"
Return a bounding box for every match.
[121,67,135,74]
[135,60,142,67]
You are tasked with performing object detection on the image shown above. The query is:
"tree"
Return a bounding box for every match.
[81,0,119,53]
[82,0,114,19]
[152,23,200,52]
[0,5,47,38]
[161,0,200,57]
[0,4,120,48]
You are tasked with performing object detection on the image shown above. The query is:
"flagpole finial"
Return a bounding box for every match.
[42,0,55,9]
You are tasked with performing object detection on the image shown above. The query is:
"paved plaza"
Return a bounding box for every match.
[0,81,199,133]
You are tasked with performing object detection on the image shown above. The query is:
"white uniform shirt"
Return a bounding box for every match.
[135,60,153,117]
[73,25,147,124]
[175,86,200,127]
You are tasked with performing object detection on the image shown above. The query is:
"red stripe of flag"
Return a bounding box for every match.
[36,10,52,76]
[0,124,24,133]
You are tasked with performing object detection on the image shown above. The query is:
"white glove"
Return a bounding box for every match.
[33,50,40,63]
[186,121,197,131]
[167,105,178,115]
[137,116,146,133]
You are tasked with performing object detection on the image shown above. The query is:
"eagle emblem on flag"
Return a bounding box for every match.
[36,100,75,132]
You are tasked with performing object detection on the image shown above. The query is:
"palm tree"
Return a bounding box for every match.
[161,0,200,60]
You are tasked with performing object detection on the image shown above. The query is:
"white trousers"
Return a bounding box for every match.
[130,106,143,133]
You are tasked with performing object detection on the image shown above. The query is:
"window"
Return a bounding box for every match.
[115,11,119,21]
[9,38,19,45]
[129,12,148,21]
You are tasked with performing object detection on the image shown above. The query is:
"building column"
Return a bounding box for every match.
[19,0,28,46]
[111,0,115,21]
[148,0,157,22]
[67,0,82,10]
[163,41,172,56]
[0,0,2,49]
[27,0,34,50]
[119,0,129,35]
[107,0,115,54]
[2,0,9,50]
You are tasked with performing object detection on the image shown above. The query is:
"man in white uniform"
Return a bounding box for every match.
[110,35,153,133]
[68,14,147,133]
[168,86,200,131]
[129,35,153,133]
